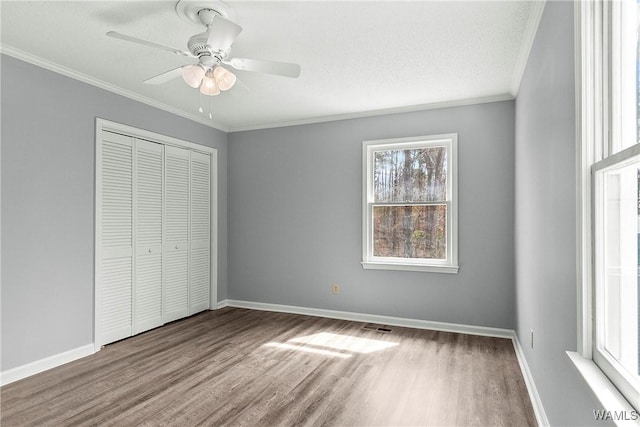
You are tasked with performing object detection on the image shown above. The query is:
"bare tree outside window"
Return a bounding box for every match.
[372,147,448,260]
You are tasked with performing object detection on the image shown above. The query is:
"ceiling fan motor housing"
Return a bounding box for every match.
[187,31,227,58]
[188,32,213,56]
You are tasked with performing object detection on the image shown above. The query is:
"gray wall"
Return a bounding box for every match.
[228,101,516,329]
[0,55,228,371]
[514,2,605,425]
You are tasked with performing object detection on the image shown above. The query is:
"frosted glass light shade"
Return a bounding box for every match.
[213,66,237,91]
[200,71,220,96]
[181,64,206,88]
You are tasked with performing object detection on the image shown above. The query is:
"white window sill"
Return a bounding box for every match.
[361,261,459,274]
[566,351,639,426]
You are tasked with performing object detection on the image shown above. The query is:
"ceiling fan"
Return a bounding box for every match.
[106,0,301,96]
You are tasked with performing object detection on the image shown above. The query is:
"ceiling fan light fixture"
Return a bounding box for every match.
[200,71,220,96]
[213,66,236,91]
[181,64,206,88]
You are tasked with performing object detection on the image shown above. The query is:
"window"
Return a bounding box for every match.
[577,0,640,412]
[362,134,458,273]
[593,146,640,408]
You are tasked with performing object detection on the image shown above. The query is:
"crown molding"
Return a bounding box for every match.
[2,44,518,135]
[510,0,547,96]
[227,93,515,133]
[0,45,229,132]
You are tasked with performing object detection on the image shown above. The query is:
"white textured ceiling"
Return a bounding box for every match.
[0,1,540,131]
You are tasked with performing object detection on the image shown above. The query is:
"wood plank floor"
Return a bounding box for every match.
[1,308,536,426]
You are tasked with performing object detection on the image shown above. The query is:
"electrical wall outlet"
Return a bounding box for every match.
[332,283,340,295]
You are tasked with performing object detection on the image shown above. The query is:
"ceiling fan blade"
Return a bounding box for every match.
[106,31,193,57]
[226,58,301,78]
[206,15,242,52]
[144,67,184,85]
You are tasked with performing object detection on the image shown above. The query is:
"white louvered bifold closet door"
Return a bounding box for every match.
[134,139,164,334]
[97,122,214,348]
[190,151,211,314]
[99,131,133,344]
[163,145,190,323]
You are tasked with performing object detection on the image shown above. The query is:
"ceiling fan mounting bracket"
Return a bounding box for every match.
[175,0,235,26]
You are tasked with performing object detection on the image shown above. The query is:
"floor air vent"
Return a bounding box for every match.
[363,323,393,333]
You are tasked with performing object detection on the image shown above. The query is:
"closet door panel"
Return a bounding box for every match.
[190,151,210,314]
[101,258,132,344]
[164,250,189,322]
[190,244,209,313]
[190,152,210,242]
[134,140,164,334]
[99,131,133,345]
[135,251,163,332]
[165,146,189,243]
[163,145,190,323]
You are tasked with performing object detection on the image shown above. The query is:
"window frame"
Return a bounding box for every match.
[574,0,640,414]
[361,134,459,274]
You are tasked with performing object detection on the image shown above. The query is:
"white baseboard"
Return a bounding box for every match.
[0,344,95,387]
[512,334,550,427]
[222,299,513,339]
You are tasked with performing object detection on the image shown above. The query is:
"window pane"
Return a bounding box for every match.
[613,0,639,152]
[598,157,640,384]
[373,147,447,203]
[373,205,446,259]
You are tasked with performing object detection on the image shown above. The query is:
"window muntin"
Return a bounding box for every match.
[362,135,458,273]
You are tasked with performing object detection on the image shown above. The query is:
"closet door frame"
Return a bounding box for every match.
[94,118,218,351]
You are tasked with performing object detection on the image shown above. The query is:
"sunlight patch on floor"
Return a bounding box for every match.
[263,342,352,358]
[289,332,398,354]
[263,331,399,358]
